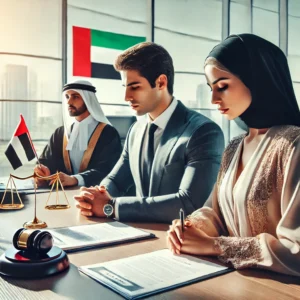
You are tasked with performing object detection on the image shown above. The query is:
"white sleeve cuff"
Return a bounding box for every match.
[114,198,120,220]
[72,175,85,187]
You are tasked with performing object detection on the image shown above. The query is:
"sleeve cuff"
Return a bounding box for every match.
[214,236,262,269]
[72,175,85,187]
[114,198,120,220]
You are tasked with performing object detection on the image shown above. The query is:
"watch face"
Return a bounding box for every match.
[103,204,113,216]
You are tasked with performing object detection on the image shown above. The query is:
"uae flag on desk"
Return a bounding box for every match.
[73,26,146,79]
[5,115,36,170]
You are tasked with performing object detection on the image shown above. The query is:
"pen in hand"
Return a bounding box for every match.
[179,208,185,233]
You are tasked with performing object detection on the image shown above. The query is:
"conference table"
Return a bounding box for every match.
[0,189,299,300]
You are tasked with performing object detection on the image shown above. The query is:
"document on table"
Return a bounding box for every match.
[47,222,155,252]
[79,249,231,299]
[0,176,34,190]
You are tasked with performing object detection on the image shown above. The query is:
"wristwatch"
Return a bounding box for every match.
[103,199,115,218]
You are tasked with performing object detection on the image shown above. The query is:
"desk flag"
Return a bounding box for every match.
[5,114,36,170]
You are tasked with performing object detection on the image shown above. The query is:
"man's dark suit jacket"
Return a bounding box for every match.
[39,124,122,187]
[101,101,225,223]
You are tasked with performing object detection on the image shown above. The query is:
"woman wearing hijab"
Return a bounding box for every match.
[34,80,122,187]
[166,34,300,276]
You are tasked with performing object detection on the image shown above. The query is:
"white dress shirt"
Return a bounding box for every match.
[114,97,178,219]
[69,115,98,186]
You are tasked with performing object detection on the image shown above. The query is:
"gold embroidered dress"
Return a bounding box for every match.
[189,125,300,276]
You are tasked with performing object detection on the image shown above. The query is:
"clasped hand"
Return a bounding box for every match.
[74,186,110,217]
[166,219,221,256]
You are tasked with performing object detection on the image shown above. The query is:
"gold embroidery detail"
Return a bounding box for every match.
[247,126,300,236]
[215,236,262,269]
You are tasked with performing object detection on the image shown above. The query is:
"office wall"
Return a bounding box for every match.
[67,0,148,116]
[288,0,300,106]
[0,0,63,176]
[0,0,299,177]
[0,0,62,141]
[154,0,224,132]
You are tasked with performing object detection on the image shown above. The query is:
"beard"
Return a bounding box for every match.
[68,103,88,116]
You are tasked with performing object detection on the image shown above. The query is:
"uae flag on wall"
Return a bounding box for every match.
[5,115,36,170]
[73,26,146,79]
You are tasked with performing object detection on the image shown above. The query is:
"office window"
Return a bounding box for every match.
[154,0,222,129]
[252,0,279,46]
[230,0,251,34]
[67,0,148,116]
[229,0,251,138]
[0,0,62,177]
[288,0,300,107]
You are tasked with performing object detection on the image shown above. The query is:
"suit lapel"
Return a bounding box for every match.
[131,120,147,194]
[150,102,189,195]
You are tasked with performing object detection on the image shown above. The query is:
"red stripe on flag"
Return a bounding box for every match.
[14,115,29,136]
[73,26,91,77]
[13,114,38,160]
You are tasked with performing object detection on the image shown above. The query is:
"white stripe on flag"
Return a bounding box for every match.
[91,46,122,65]
[10,136,29,165]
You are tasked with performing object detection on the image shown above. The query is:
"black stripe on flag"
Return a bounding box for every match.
[18,133,35,161]
[91,63,121,80]
[5,144,22,170]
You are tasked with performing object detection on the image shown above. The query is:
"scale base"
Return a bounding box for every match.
[23,219,48,229]
[0,246,69,278]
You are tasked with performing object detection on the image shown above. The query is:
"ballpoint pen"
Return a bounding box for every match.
[179,208,185,233]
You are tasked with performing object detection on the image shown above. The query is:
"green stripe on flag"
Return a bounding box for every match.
[91,30,146,50]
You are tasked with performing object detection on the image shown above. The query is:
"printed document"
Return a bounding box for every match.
[79,249,230,299]
[47,222,154,252]
[0,177,34,190]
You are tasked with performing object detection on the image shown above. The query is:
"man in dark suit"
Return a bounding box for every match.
[74,42,224,223]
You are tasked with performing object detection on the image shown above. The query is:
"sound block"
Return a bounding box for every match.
[0,246,69,278]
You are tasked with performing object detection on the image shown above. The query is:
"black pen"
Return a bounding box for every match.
[179,208,185,232]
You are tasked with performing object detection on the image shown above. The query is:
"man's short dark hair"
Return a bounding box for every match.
[114,42,174,95]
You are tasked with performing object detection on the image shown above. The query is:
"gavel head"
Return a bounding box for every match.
[13,228,53,255]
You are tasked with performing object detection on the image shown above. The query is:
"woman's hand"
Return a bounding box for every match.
[166,219,221,256]
[166,219,191,254]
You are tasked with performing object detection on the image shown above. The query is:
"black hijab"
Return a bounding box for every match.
[207,33,300,128]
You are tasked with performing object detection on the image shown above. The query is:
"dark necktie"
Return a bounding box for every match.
[143,123,158,196]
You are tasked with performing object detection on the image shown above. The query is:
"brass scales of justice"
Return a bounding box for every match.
[0,172,70,229]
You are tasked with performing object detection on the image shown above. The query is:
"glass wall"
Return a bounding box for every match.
[252,0,279,46]
[0,0,299,177]
[288,0,300,106]
[0,0,62,176]
[229,0,251,138]
[67,0,148,116]
[229,0,281,138]
[230,0,251,34]
[154,0,223,131]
